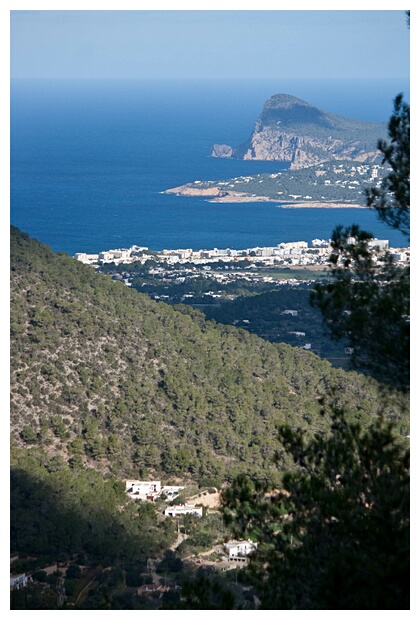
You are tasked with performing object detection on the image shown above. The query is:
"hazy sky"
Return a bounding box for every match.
[9,7,410,80]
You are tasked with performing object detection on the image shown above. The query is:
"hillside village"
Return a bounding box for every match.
[11,478,259,607]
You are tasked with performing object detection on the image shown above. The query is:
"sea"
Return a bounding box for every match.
[10,77,410,255]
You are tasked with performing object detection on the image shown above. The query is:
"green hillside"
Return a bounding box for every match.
[10,225,408,486]
[10,226,409,608]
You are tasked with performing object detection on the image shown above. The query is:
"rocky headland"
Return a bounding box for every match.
[211,93,386,170]
[165,94,388,207]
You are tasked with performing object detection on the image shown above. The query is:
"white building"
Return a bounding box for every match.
[164,504,203,517]
[224,540,258,559]
[73,252,100,264]
[278,241,308,250]
[126,480,161,497]
[98,249,132,263]
[311,239,330,248]
[347,238,389,251]
[367,238,389,250]
[10,573,30,590]
[390,252,408,262]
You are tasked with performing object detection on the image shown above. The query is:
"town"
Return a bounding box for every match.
[73,237,409,370]
[74,237,409,270]
[73,237,409,305]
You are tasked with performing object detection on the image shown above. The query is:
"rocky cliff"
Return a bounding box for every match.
[212,94,386,170]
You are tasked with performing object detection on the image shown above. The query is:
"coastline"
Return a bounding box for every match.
[165,186,365,208]
[208,196,366,208]
[278,201,367,209]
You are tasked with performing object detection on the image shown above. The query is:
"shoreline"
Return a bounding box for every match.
[208,197,366,208]
[277,202,366,209]
[165,186,365,208]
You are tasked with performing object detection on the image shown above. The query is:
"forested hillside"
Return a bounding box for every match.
[10,226,408,485]
[10,226,409,487]
[10,225,410,609]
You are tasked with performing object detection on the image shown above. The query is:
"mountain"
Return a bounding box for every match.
[10,226,408,487]
[212,94,386,170]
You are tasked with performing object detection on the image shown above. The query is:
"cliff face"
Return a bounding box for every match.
[212,94,386,170]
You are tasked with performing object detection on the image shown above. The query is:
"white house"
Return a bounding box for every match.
[164,504,203,518]
[224,540,258,559]
[125,480,161,496]
[281,309,298,316]
[10,573,30,590]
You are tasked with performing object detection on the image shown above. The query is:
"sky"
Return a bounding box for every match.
[8,4,410,81]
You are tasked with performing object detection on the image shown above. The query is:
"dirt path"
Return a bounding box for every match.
[187,491,221,509]
[169,531,188,550]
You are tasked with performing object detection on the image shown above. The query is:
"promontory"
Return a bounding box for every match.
[165,94,389,206]
[211,93,386,170]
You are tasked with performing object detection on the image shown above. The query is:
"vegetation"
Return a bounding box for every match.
[222,403,409,609]
[185,159,391,203]
[203,285,353,369]
[10,446,176,564]
[365,94,410,237]
[10,221,408,608]
[256,93,386,139]
[220,90,410,609]
[226,92,387,168]
[311,94,410,389]
[11,225,407,488]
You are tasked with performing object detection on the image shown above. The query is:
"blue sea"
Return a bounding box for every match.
[10,78,410,255]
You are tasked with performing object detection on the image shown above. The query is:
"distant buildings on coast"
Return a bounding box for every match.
[74,238,409,269]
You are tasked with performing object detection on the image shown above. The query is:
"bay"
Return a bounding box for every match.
[10,78,409,254]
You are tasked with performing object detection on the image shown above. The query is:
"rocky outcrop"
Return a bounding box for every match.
[164,184,277,202]
[212,93,386,170]
[211,144,234,158]
[165,185,228,198]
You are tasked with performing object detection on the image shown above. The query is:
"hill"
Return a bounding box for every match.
[212,93,386,170]
[10,226,409,607]
[10,225,408,487]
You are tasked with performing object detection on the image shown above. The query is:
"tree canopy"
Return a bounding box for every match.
[311,94,410,389]
[221,91,410,609]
